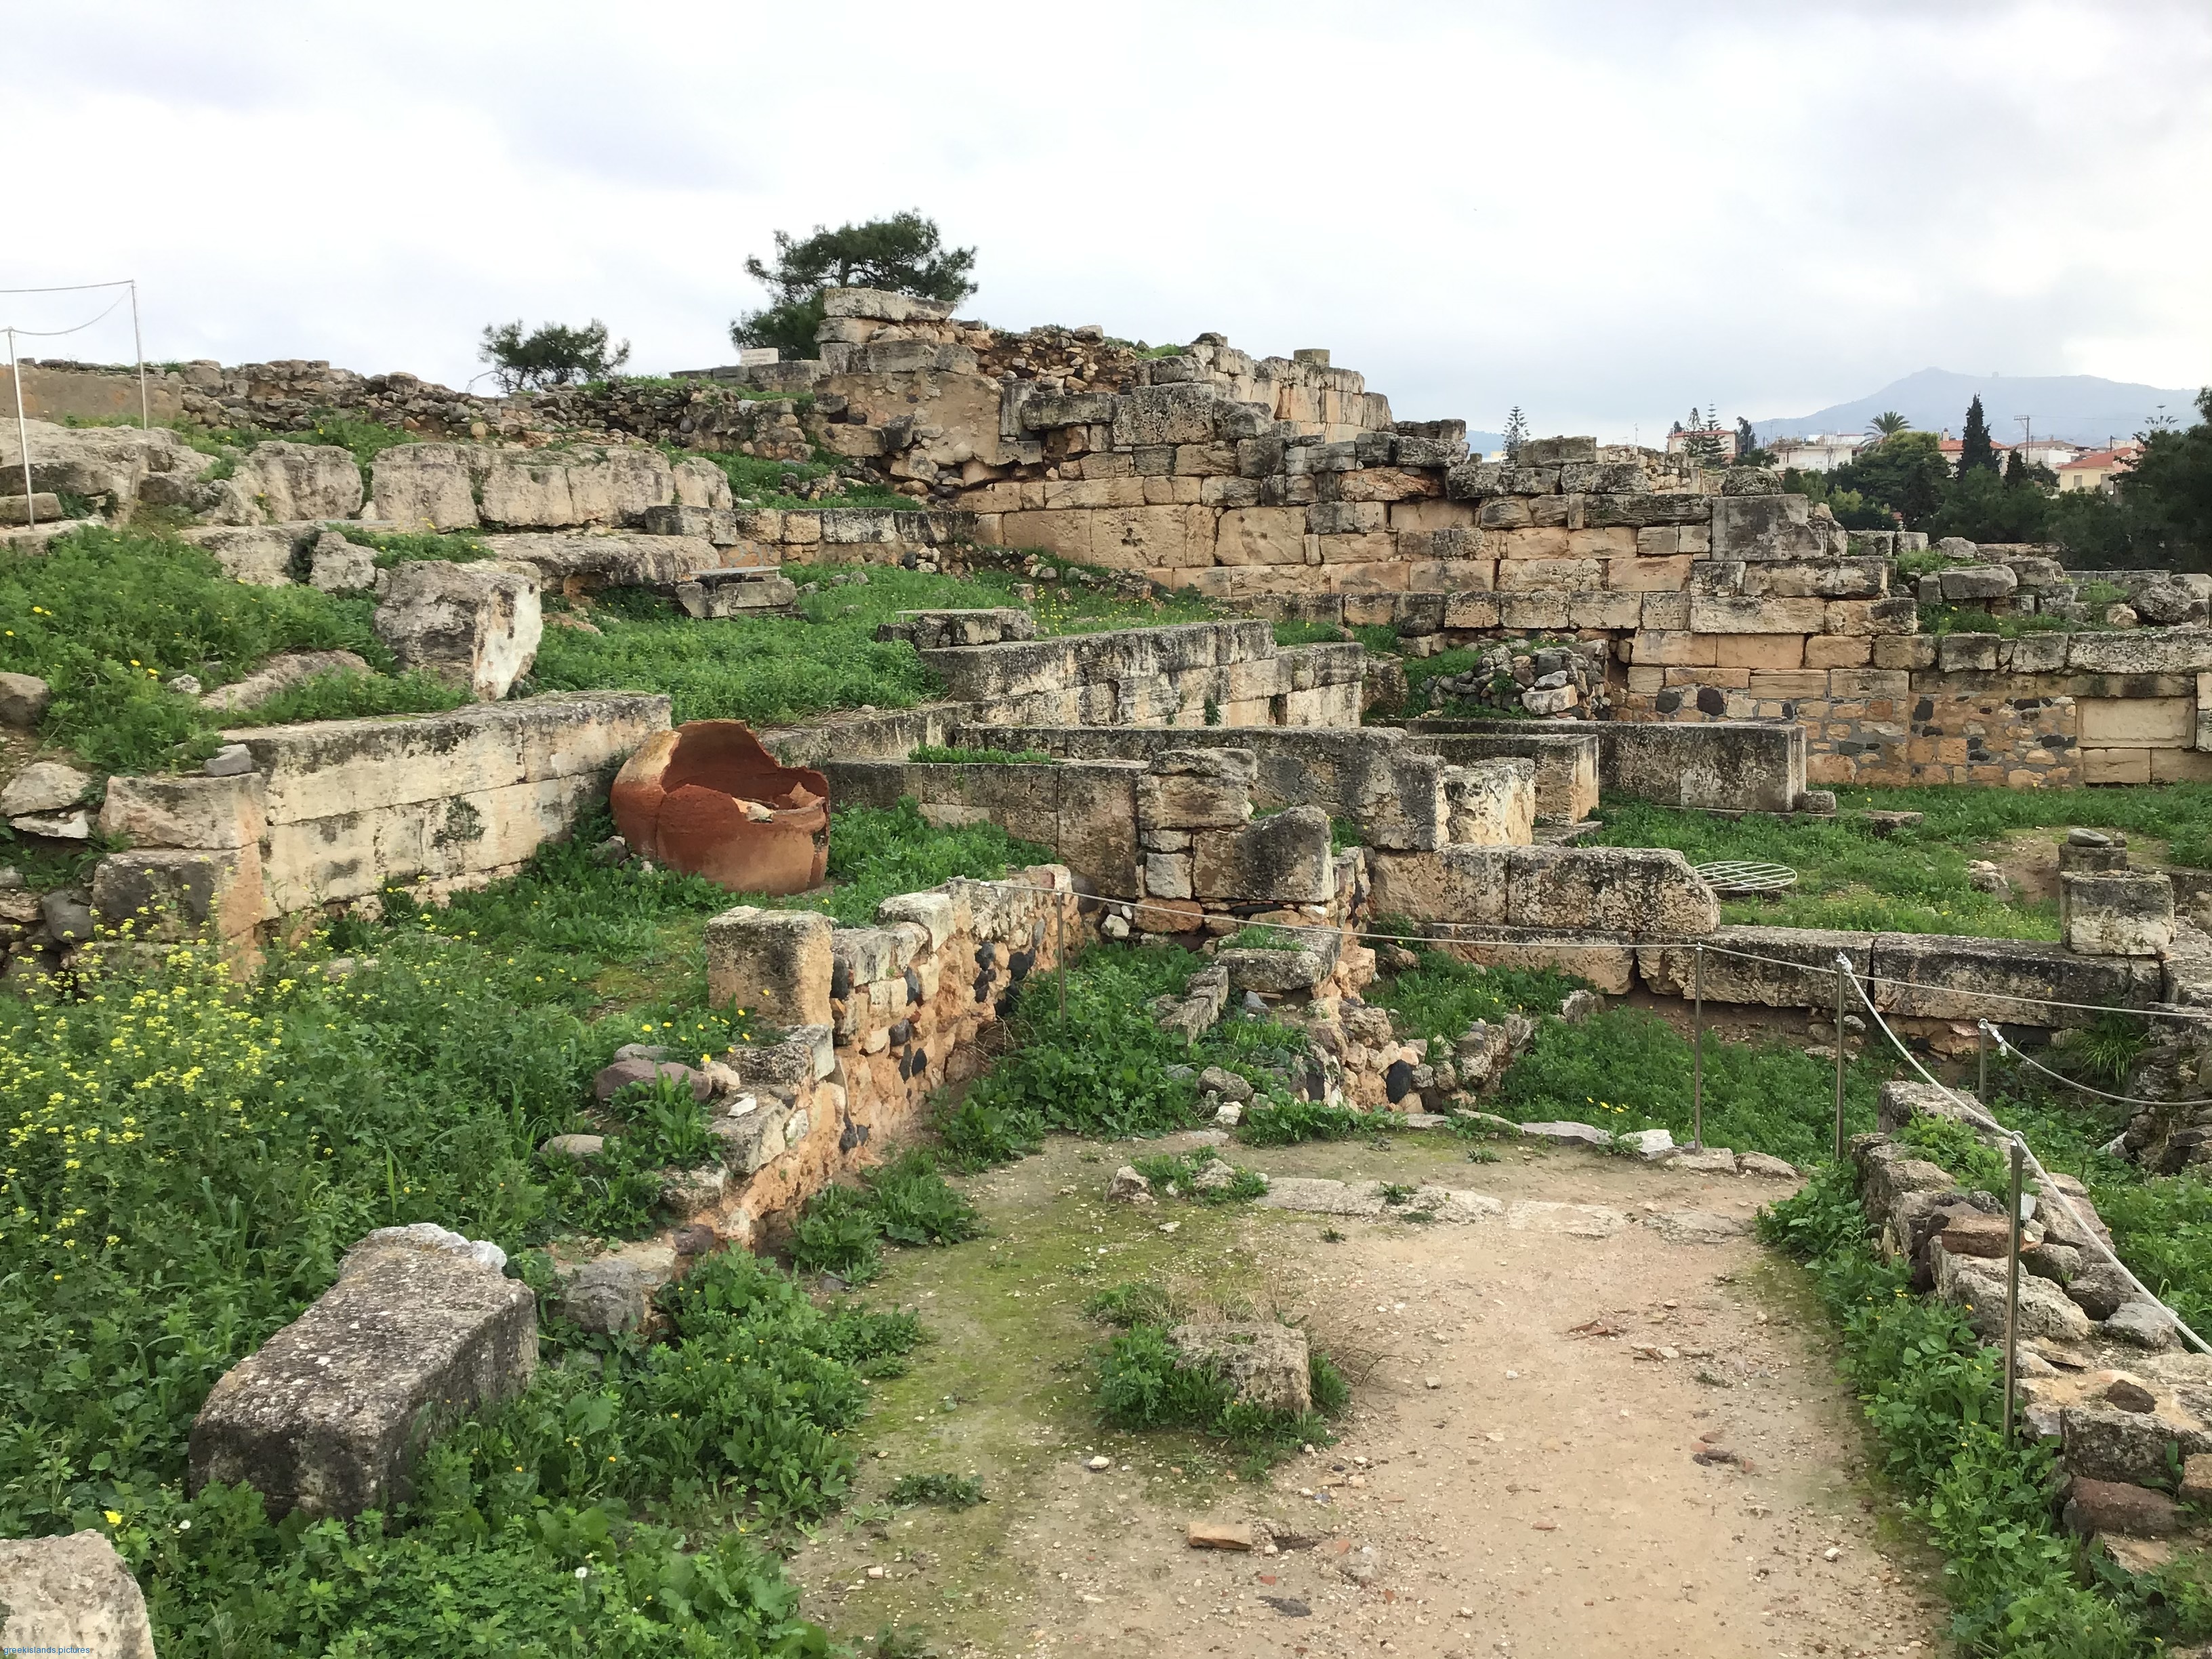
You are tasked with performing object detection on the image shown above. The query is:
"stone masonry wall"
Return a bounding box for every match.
[92,693,670,938]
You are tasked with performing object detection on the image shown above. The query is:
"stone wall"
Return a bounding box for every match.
[92,692,669,936]
[1411,717,1808,813]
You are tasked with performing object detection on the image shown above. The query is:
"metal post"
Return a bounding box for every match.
[1978,1021,1989,1103]
[1833,958,1849,1164]
[1690,943,1705,1151]
[7,329,31,529]
[2002,1137,2024,1443]
[1055,888,1068,1031]
[129,279,148,430]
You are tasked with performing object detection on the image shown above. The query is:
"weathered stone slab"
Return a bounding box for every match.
[374,559,542,700]
[1171,1322,1311,1414]
[705,906,834,1027]
[189,1225,535,1517]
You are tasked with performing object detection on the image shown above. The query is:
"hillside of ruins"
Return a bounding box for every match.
[2,279,2211,1659]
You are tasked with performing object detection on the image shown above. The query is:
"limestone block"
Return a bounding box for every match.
[1191,806,1333,903]
[1932,1241,2090,1344]
[1709,494,1846,561]
[1137,768,1253,831]
[2062,872,2175,957]
[189,1227,534,1517]
[822,286,952,323]
[1477,497,1530,529]
[1309,500,1388,535]
[2082,748,2150,785]
[1366,846,1508,924]
[1687,594,1827,634]
[673,456,734,509]
[1639,926,1870,1009]
[0,1532,155,1659]
[1214,506,1307,565]
[0,760,91,817]
[1519,437,1597,466]
[308,530,378,592]
[1442,758,1534,846]
[232,441,365,522]
[1568,592,1643,630]
[1498,592,1571,631]
[705,906,834,1026]
[1588,494,1713,528]
[1445,461,1505,499]
[1940,565,2019,601]
[1631,630,1717,667]
[2068,632,2212,674]
[1639,593,1692,630]
[1496,557,1602,591]
[92,846,264,941]
[1444,592,1502,629]
[1873,635,1938,670]
[369,443,481,531]
[1111,384,1223,447]
[0,670,50,727]
[180,524,301,586]
[373,560,541,700]
[2200,674,2212,752]
[1505,846,1718,937]
[1868,932,2165,1026]
[1804,636,1872,668]
[1937,634,2001,672]
[2078,697,2194,748]
[1746,558,1889,600]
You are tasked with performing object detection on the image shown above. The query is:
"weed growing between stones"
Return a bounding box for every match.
[813,797,1050,928]
[1364,945,1576,1046]
[1237,1099,1366,1146]
[225,666,472,726]
[904,743,1057,765]
[1761,1169,2212,1655]
[334,525,496,567]
[1128,1151,1269,1204]
[935,945,1321,1169]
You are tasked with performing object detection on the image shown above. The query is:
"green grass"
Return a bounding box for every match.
[678,448,909,512]
[813,798,1050,926]
[1591,796,2072,938]
[789,1150,985,1285]
[525,562,1219,730]
[1092,1319,1347,1471]
[1839,781,2212,872]
[336,526,496,567]
[226,668,474,726]
[0,527,426,775]
[1269,619,1345,647]
[1916,602,2094,638]
[1492,1003,1883,1164]
[1127,1151,1269,1204]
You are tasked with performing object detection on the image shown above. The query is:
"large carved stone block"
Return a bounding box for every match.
[189,1226,534,1518]
[373,559,542,700]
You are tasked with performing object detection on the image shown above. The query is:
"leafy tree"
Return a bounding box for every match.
[1868,410,1911,438]
[478,319,630,392]
[1502,406,1529,459]
[1782,468,1891,531]
[1927,465,2051,543]
[732,209,977,361]
[2113,386,2212,571]
[1958,394,2000,475]
[1830,430,1950,527]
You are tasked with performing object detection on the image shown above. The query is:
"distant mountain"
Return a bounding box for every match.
[1755,369,2202,448]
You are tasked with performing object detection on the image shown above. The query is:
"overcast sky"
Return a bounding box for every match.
[7,1,2208,442]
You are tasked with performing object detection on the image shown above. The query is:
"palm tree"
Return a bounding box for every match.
[1868,411,1910,440]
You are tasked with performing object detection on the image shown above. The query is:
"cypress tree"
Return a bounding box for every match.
[1960,395,2000,475]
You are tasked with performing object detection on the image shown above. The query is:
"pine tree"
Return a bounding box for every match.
[1959,395,2000,475]
[1502,407,1529,459]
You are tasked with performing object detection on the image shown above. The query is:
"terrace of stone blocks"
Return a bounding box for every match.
[4,294,2212,1657]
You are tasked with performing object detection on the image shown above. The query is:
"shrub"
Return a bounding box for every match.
[787,1149,981,1283]
[1366,948,1576,1048]
[1080,1280,1181,1328]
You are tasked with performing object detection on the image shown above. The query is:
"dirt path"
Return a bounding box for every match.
[788,1133,1948,1658]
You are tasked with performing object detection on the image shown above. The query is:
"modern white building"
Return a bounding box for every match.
[1769,432,1872,473]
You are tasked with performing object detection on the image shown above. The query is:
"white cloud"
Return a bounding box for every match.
[6,0,2207,439]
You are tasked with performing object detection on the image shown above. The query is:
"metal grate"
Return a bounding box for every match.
[1693,859,1799,895]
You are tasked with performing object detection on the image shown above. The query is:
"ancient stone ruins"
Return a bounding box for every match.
[3,286,2211,1637]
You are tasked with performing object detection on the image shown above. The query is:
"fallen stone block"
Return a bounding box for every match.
[189,1223,535,1517]
[1171,1322,1311,1415]
[2064,1476,2185,1539]
[0,1530,155,1659]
